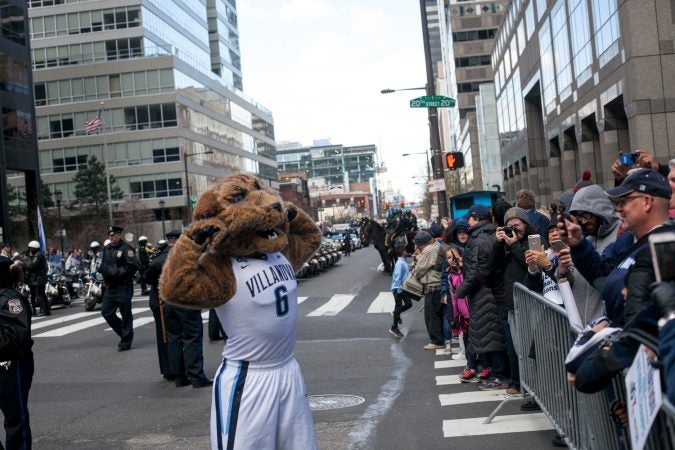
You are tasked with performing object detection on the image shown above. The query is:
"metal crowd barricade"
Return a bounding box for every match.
[512,283,675,450]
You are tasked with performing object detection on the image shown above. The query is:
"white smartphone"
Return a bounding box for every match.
[528,234,542,252]
[649,232,675,282]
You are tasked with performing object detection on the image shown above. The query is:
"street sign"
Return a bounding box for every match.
[427,179,446,193]
[410,95,456,108]
[317,208,324,212]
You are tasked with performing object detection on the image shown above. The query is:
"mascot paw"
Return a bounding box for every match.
[188,218,228,248]
[286,204,298,222]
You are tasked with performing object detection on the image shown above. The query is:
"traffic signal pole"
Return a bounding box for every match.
[419,0,449,221]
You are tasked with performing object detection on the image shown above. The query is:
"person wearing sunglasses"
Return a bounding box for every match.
[568,184,621,253]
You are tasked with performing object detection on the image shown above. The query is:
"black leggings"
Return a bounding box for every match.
[392,290,412,326]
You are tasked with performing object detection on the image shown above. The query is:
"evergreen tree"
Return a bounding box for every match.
[71,156,124,218]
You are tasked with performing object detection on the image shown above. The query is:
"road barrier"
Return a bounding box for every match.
[512,282,675,450]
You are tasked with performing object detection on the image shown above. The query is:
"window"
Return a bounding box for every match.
[552,0,572,100]
[452,28,497,42]
[591,0,620,66]
[34,83,47,106]
[569,0,592,84]
[454,55,492,67]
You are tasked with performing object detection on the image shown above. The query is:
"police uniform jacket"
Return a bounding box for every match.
[138,246,149,271]
[22,251,48,286]
[100,241,139,298]
[145,245,169,309]
[0,287,33,361]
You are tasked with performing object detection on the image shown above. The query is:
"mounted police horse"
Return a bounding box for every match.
[362,219,392,273]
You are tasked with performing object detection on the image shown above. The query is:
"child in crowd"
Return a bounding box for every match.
[445,245,471,359]
[390,245,412,338]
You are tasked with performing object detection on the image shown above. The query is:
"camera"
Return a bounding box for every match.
[619,152,638,166]
[503,226,514,238]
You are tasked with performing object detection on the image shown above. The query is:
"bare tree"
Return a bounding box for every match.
[118,196,156,240]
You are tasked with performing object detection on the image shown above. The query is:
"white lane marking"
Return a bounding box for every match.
[306,294,355,316]
[435,347,460,356]
[434,360,467,369]
[297,296,308,304]
[366,292,394,313]
[442,413,553,437]
[436,375,463,386]
[104,316,155,331]
[34,308,150,337]
[31,312,99,330]
[439,389,507,406]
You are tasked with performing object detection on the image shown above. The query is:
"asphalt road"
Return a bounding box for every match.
[6,246,559,449]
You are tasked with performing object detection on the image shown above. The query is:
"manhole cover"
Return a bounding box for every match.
[308,394,365,410]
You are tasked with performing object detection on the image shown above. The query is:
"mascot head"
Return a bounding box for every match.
[192,173,292,256]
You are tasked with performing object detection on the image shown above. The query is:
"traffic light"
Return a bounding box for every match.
[445,152,465,170]
[358,199,365,208]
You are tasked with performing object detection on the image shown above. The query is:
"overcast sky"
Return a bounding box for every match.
[237,0,432,201]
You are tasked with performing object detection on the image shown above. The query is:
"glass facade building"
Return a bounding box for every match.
[493,0,674,203]
[21,0,275,234]
[0,0,41,243]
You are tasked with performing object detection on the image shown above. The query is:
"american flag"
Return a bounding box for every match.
[84,112,102,134]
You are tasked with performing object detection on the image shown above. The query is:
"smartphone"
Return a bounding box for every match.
[619,152,638,166]
[528,234,542,252]
[649,232,675,282]
[550,239,566,252]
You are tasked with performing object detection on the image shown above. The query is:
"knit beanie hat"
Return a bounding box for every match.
[559,191,574,213]
[413,231,433,246]
[573,170,593,192]
[429,222,444,238]
[504,207,531,226]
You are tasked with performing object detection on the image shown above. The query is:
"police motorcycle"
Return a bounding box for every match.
[45,266,72,307]
[83,271,104,311]
[64,262,86,299]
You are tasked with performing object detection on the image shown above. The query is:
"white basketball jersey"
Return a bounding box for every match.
[215,252,298,363]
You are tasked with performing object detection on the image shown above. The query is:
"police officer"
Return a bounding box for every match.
[22,241,48,316]
[161,230,212,388]
[100,225,139,351]
[0,255,34,449]
[144,233,170,379]
[137,236,150,295]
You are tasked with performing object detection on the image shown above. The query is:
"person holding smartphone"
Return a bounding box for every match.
[568,184,621,253]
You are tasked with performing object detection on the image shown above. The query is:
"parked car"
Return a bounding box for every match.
[350,233,361,250]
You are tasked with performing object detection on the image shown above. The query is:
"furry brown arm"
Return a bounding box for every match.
[158,218,236,309]
[282,204,322,272]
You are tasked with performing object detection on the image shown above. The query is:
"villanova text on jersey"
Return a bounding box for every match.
[245,263,296,298]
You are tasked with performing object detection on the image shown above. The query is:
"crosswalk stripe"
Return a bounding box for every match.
[105,316,155,331]
[306,294,355,316]
[366,292,394,314]
[435,347,460,357]
[31,312,99,330]
[439,389,507,406]
[442,413,553,437]
[298,296,308,304]
[34,307,150,337]
[436,375,463,386]
[434,360,467,369]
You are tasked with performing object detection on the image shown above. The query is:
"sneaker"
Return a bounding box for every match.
[478,367,492,380]
[389,327,404,338]
[506,386,521,397]
[520,399,542,411]
[423,343,444,350]
[451,352,466,360]
[459,369,479,383]
[443,343,452,354]
[478,377,508,391]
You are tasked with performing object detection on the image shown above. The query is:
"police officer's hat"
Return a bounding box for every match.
[165,230,181,240]
[108,225,124,236]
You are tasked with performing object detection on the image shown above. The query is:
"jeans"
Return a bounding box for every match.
[392,290,412,327]
[463,332,479,371]
[442,298,453,342]
[498,303,519,387]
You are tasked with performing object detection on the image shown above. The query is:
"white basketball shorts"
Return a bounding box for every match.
[210,354,317,450]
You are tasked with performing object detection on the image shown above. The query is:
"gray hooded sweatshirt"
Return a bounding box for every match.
[569,184,620,253]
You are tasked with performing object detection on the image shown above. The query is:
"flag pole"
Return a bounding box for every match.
[100,101,113,224]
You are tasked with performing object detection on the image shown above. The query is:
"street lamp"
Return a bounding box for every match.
[158,199,166,237]
[54,189,65,268]
[183,150,214,223]
[402,151,432,181]
[380,87,425,94]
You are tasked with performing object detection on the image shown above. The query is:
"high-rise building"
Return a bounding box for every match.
[493,0,674,203]
[0,0,41,243]
[22,0,276,234]
[439,0,510,190]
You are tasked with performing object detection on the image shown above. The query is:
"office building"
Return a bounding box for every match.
[0,0,40,243]
[493,0,675,204]
[440,0,510,190]
[21,0,275,235]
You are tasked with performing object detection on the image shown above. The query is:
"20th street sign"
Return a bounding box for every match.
[410,95,456,108]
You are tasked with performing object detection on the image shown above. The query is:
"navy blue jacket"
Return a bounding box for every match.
[662,320,675,405]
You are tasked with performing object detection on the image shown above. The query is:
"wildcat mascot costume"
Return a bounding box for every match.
[160,173,321,449]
